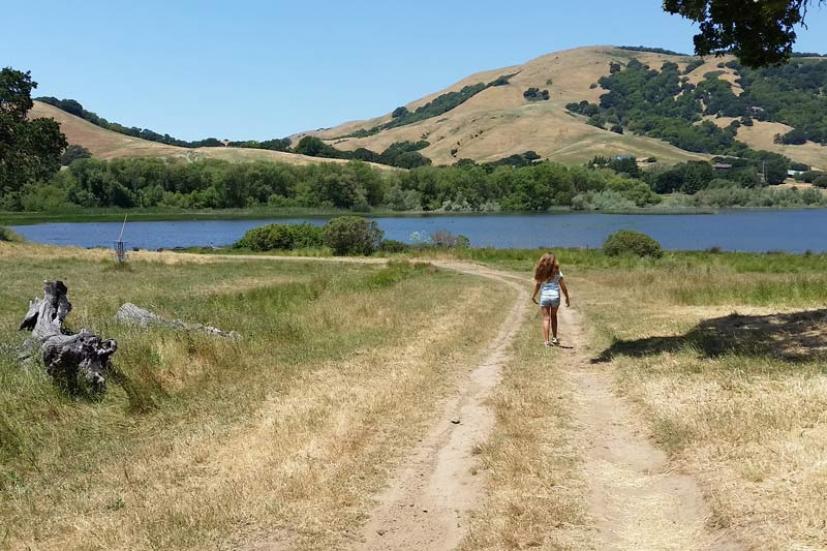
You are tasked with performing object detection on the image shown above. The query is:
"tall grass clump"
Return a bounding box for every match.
[364,260,435,289]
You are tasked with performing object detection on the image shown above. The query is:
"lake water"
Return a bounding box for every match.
[10,210,827,252]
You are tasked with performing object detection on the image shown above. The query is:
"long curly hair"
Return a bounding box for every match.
[534,252,559,282]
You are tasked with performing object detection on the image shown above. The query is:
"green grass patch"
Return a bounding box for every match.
[363,260,436,289]
[458,247,827,275]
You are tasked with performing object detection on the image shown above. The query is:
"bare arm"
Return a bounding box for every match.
[531,281,540,304]
[560,278,571,307]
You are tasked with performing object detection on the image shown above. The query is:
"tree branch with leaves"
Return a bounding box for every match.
[664,0,824,67]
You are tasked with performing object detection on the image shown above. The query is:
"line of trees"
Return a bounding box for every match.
[6,152,824,214]
[2,155,665,212]
[37,96,292,152]
[35,97,230,149]
[293,137,432,169]
[17,150,825,214]
[4,64,824,215]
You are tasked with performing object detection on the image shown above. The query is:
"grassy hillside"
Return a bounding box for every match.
[296,46,712,165]
[30,46,824,170]
[298,46,825,169]
[28,101,390,169]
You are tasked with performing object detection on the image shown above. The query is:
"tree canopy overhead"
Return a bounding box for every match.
[664,0,824,67]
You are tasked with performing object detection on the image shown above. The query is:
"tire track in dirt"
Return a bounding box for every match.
[352,263,527,551]
[557,305,742,550]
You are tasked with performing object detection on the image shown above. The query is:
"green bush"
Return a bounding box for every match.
[60,144,92,166]
[603,230,663,258]
[323,216,384,256]
[0,226,24,242]
[797,170,823,183]
[235,223,323,251]
[813,175,827,189]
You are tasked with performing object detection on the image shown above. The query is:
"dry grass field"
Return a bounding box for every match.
[576,265,827,550]
[453,248,827,549]
[0,244,510,549]
[3,243,827,550]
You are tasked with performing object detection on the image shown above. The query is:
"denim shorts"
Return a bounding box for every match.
[540,297,560,308]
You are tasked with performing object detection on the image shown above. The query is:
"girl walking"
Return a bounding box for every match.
[531,252,570,347]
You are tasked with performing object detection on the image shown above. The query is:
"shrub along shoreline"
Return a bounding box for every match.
[233,217,470,256]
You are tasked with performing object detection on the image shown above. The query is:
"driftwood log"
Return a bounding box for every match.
[116,303,240,339]
[19,281,117,393]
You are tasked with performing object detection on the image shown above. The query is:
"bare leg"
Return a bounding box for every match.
[541,306,551,343]
[550,306,559,339]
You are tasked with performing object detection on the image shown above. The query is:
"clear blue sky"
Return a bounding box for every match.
[3,0,826,141]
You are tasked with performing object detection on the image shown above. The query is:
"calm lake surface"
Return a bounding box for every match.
[11,210,827,252]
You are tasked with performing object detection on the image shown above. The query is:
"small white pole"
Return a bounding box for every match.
[115,214,128,264]
[118,214,128,242]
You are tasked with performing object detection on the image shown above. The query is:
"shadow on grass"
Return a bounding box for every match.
[592,309,827,364]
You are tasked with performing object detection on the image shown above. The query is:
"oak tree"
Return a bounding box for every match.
[664,0,825,67]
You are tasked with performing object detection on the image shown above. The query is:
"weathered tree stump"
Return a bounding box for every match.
[19,281,117,394]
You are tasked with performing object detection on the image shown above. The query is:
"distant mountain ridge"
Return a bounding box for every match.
[296,45,826,170]
[29,45,827,170]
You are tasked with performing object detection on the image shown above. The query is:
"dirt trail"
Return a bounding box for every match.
[197,254,739,550]
[558,305,741,551]
[353,263,528,551]
[366,262,739,550]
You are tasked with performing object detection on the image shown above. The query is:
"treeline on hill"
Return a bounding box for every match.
[566,56,827,161]
[39,69,514,160]
[36,97,237,149]
[6,152,826,214]
[341,73,517,138]
[35,97,431,169]
[617,46,690,56]
[292,137,432,169]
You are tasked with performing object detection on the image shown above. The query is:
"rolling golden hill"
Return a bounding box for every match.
[297,45,824,169]
[28,101,390,168]
[30,46,824,170]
